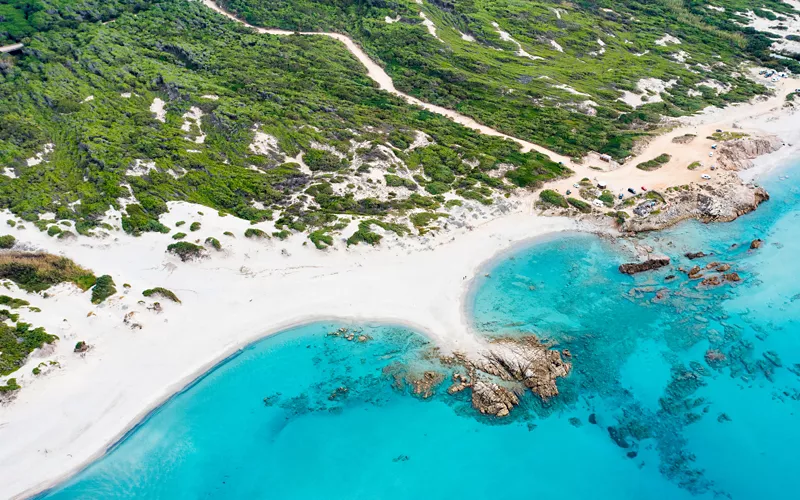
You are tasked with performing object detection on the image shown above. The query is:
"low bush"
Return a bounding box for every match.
[172,232,187,240]
[539,190,568,208]
[166,242,205,262]
[0,235,16,249]
[204,237,222,251]
[142,287,181,303]
[567,197,591,213]
[636,154,671,171]
[190,222,201,232]
[244,228,269,239]
[91,275,116,304]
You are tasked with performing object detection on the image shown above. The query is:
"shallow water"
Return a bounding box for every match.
[43,163,799,499]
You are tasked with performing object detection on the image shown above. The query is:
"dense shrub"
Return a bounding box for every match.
[91,275,116,304]
[245,228,269,239]
[0,235,16,249]
[0,252,95,291]
[166,242,205,262]
[539,190,568,208]
[567,197,591,213]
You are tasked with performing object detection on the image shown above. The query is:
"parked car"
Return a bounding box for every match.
[701,174,711,180]
[618,193,624,200]
[566,190,572,195]
[627,187,636,195]
[641,186,647,191]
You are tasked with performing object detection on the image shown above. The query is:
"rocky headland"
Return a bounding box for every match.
[623,172,769,232]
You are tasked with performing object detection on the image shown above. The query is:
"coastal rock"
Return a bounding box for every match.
[687,265,702,279]
[622,172,769,232]
[471,379,519,417]
[700,275,721,287]
[723,272,741,282]
[716,135,783,171]
[685,251,708,260]
[470,336,571,400]
[750,239,763,249]
[619,256,670,275]
[406,370,445,399]
[716,263,731,272]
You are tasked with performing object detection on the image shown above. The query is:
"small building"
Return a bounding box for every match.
[599,154,612,162]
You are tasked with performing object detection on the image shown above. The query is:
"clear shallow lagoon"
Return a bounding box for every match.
[43,163,800,500]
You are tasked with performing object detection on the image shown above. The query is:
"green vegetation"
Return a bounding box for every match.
[687,161,702,170]
[6,220,16,227]
[0,252,95,291]
[708,131,749,141]
[172,232,187,240]
[143,287,181,303]
[567,197,591,213]
[222,0,796,160]
[308,229,333,249]
[598,191,615,207]
[0,295,29,308]
[636,154,672,171]
[384,175,417,191]
[204,237,222,250]
[1,321,58,376]
[90,275,116,304]
[190,221,201,231]
[0,0,576,243]
[539,189,568,208]
[166,241,205,261]
[175,221,186,227]
[244,228,269,239]
[410,212,446,229]
[46,225,62,237]
[0,378,20,393]
[0,235,16,249]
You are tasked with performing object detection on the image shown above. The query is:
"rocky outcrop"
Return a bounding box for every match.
[471,379,520,417]
[619,256,670,274]
[716,135,784,171]
[623,172,769,232]
[443,336,571,417]
[685,251,708,260]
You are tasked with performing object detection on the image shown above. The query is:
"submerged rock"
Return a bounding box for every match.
[619,256,670,274]
[750,239,764,250]
[685,251,708,260]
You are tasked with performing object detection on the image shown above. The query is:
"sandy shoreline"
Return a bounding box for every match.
[0,200,588,499]
[2,2,800,498]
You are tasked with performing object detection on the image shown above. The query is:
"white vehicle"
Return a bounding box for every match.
[709,152,714,157]
[592,199,604,207]
[701,174,711,180]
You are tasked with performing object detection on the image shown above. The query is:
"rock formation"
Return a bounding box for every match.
[623,172,769,232]
[619,256,670,274]
[716,135,783,171]
[444,336,571,417]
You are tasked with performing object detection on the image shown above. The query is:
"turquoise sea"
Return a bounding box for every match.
[42,162,799,500]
